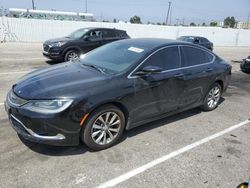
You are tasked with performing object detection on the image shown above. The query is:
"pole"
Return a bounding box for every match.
[166,1,172,25]
[32,0,35,10]
[247,13,250,29]
[85,0,88,13]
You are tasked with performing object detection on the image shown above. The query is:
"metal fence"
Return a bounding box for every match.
[1,16,250,46]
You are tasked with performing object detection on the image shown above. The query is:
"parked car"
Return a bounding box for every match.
[240,55,250,73]
[177,36,213,51]
[43,27,130,62]
[5,38,231,150]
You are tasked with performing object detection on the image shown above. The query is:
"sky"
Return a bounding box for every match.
[0,0,249,24]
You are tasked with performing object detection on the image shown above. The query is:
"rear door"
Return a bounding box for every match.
[179,45,215,108]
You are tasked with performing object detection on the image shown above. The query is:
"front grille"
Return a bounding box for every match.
[7,90,27,107]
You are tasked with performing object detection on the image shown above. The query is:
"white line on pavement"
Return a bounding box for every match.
[97,119,250,188]
[0,71,33,75]
[0,57,45,61]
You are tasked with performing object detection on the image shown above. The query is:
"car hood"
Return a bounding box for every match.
[43,37,73,44]
[13,62,108,99]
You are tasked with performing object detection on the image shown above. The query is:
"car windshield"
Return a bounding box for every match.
[80,42,149,74]
[68,28,89,39]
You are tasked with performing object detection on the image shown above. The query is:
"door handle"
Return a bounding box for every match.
[205,68,213,72]
[174,73,184,78]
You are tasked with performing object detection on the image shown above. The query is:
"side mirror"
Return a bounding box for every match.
[135,66,162,76]
[83,35,90,41]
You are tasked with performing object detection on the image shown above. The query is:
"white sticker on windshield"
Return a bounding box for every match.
[128,47,144,53]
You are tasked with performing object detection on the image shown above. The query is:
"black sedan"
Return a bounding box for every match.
[5,38,231,150]
[43,27,130,62]
[177,36,213,51]
[240,55,250,73]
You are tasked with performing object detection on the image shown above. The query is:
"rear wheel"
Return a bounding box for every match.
[202,83,222,111]
[64,49,79,62]
[81,105,125,150]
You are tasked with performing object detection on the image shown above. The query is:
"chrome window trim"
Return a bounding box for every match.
[127,44,215,79]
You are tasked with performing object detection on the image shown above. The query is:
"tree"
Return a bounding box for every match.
[224,16,236,28]
[113,18,117,23]
[129,15,142,24]
[210,21,218,27]
[202,22,206,26]
[190,22,196,26]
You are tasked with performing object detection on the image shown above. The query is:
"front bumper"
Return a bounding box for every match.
[43,44,63,61]
[4,100,80,146]
[241,61,250,73]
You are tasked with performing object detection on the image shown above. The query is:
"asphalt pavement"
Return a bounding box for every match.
[0,43,250,188]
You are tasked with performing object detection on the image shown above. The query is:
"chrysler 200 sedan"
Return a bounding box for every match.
[5,38,231,150]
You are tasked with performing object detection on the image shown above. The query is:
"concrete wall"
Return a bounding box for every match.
[1,17,250,46]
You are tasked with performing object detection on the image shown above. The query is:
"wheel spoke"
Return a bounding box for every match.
[92,130,101,138]
[103,132,107,144]
[107,130,114,140]
[93,124,102,130]
[110,119,120,126]
[96,131,104,143]
[208,100,213,107]
[109,114,118,124]
[109,128,119,133]
[105,112,111,123]
[98,115,106,124]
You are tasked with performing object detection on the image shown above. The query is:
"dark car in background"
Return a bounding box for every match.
[240,55,250,73]
[177,36,213,51]
[6,38,231,150]
[43,27,130,62]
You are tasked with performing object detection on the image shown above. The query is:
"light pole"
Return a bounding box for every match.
[166,1,172,25]
[85,0,88,13]
[32,0,35,10]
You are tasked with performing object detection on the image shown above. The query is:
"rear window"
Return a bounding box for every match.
[180,46,214,67]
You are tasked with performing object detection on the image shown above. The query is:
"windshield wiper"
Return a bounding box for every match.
[83,64,105,74]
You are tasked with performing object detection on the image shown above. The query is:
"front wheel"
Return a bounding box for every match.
[64,50,79,62]
[201,83,222,111]
[81,105,125,150]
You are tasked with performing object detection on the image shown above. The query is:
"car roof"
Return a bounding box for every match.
[83,27,125,32]
[116,38,197,50]
[179,36,206,39]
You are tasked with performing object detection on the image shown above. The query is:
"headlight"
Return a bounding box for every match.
[22,99,73,114]
[49,41,66,48]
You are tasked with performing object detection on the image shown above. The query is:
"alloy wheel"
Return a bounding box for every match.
[67,51,79,61]
[207,86,221,108]
[91,112,121,145]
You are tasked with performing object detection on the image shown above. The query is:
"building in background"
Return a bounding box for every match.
[8,8,94,21]
[236,21,250,29]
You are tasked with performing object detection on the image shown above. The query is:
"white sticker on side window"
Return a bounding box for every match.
[128,47,144,53]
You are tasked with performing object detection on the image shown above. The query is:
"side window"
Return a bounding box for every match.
[141,46,180,71]
[116,31,128,38]
[200,37,209,43]
[103,30,116,39]
[180,46,214,67]
[89,30,102,39]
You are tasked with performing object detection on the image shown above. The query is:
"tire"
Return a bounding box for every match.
[64,49,79,62]
[81,105,125,151]
[201,83,222,111]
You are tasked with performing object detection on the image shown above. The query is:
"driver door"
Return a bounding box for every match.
[80,30,103,53]
[129,46,184,124]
